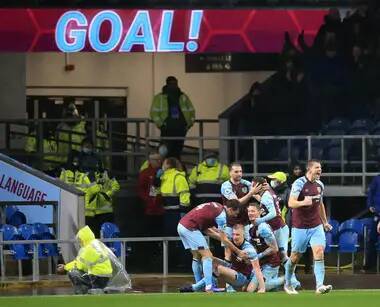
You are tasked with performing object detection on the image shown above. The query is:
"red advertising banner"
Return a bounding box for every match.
[0,9,327,52]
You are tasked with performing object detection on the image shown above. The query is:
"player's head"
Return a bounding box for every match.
[162,157,177,171]
[229,162,242,182]
[306,159,322,181]
[224,199,240,218]
[149,152,162,168]
[247,200,261,221]
[251,176,267,194]
[232,224,245,245]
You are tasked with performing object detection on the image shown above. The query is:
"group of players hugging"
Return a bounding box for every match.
[177,160,333,294]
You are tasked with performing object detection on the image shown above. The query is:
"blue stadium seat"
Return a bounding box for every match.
[101,222,120,238]
[325,232,336,253]
[322,117,350,133]
[360,218,374,235]
[5,207,27,227]
[350,118,374,133]
[339,231,359,253]
[33,223,59,257]
[328,219,339,241]
[339,219,364,237]
[6,211,27,227]
[101,222,122,257]
[18,224,45,258]
[33,223,50,235]
[338,231,359,273]
[376,236,380,273]
[0,224,29,260]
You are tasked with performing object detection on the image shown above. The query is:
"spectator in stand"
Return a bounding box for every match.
[155,157,190,236]
[150,76,195,158]
[57,103,86,165]
[313,8,344,55]
[137,152,164,236]
[77,138,103,181]
[288,163,304,186]
[188,153,229,206]
[140,143,168,173]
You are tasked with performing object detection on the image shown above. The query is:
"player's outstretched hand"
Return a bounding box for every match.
[369,206,376,213]
[323,223,333,232]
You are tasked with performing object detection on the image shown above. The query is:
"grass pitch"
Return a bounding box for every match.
[1,291,379,307]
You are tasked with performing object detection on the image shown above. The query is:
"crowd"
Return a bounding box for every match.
[235,5,380,136]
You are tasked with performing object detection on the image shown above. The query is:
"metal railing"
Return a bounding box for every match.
[1,117,380,190]
[0,118,218,178]
[0,236,183,282]
[147,134,380,191]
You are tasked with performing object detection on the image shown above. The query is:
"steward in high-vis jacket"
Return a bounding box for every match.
[58,226,112,294]
[150,76,195,158]
[188,154,229,206]
[59,154,101,223]
[86,170,120,236]
[155,157,190,236]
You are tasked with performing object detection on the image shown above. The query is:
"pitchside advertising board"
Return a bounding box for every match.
[0,9,328,53]
[0,160,59,223]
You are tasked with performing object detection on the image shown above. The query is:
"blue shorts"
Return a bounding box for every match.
[233,272,251,287]
[177,223,209,250]
[223,225,250,246]
[273,225,289,253]
[250,264,279,285]
[291,224,326,254]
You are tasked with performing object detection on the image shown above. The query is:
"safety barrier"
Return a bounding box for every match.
[0,235,184,281]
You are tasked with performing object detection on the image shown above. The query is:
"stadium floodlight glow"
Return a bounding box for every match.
[55,10,204,53]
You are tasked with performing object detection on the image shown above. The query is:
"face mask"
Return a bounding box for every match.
[205,158,217,167]
[158,145,168,157]
[82,147,92,154]
[270,180,280,189]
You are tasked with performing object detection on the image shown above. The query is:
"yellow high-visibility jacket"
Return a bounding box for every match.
[64,226,112,277]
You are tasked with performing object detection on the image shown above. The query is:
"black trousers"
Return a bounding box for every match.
[160,126,187,158]
[86,213,114,238]
[68,269,109,294]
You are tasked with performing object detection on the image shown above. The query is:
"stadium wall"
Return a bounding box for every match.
[26,52,272,120]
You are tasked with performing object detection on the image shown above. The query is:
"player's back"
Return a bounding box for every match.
[179,202,224,231]
[291,176,324,229]
[260,189,285,231]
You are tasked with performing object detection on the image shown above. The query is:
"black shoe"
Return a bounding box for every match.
[179,285,194,293]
